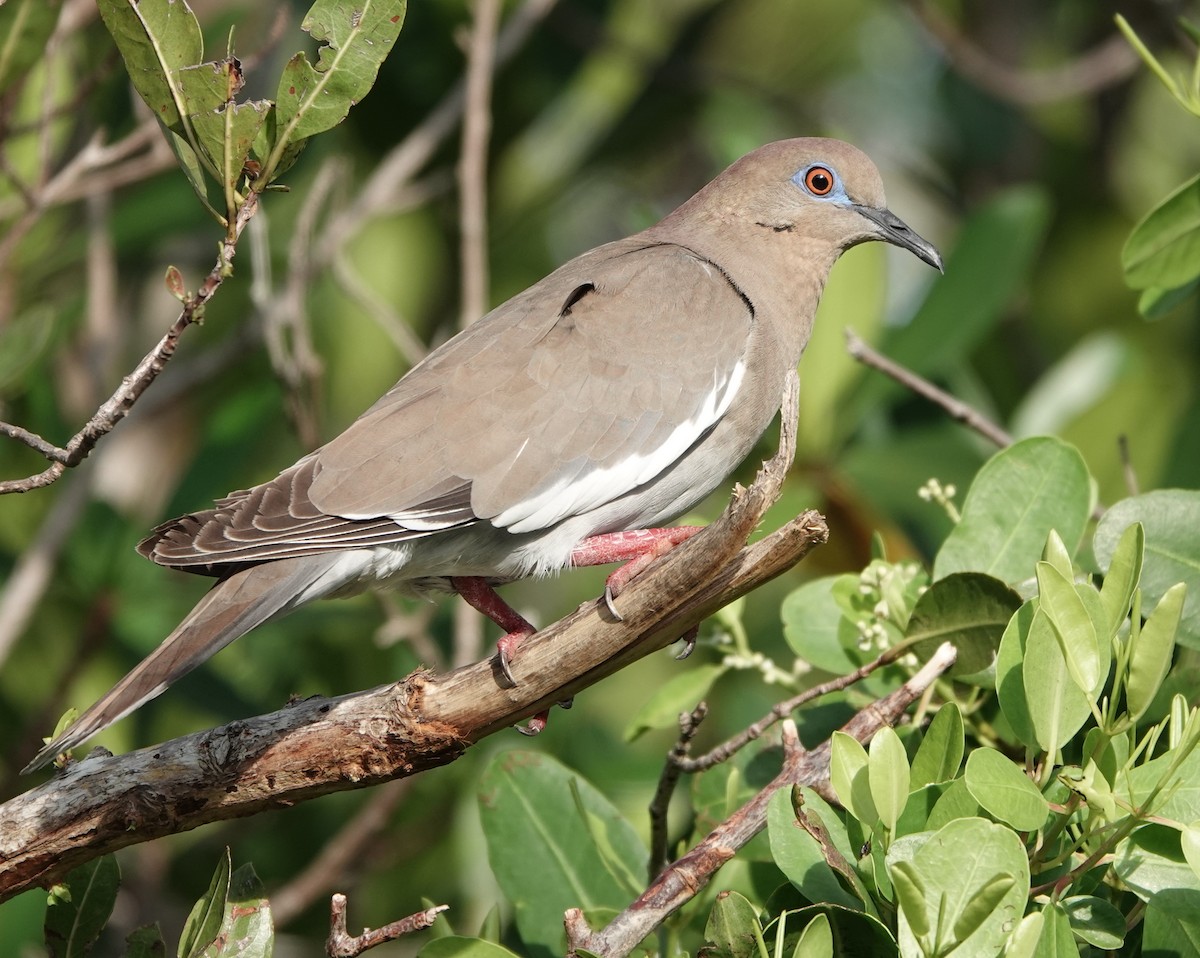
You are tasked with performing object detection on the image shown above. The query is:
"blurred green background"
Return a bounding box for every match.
[0,0,1197,953]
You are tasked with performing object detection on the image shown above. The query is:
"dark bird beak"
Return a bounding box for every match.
[853,204,943,272]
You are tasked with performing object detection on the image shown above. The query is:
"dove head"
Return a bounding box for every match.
[663,137,942,272]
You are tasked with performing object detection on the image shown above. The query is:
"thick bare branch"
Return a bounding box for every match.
[0,405,821,903]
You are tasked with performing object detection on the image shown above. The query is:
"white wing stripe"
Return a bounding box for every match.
[493,357,746,534]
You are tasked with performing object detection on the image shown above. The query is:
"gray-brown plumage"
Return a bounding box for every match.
[25,138,941,772]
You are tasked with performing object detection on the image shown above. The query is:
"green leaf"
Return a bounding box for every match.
[868,727,909,834]
[124,925,167,958]
[889,862,930,943]
[1003,912,1044,958]
[888,818,1029,958]
[792,913,833,958]
[703,890,763,958]
[419,939,523,958]
[1036,561,1102,695]
[831,732,877,827]
[44,855,120,958]
[951,873,1015,943]
[1095,491,1200,648]
[1036,903,1079,957]
[1041,529,1074,580]
[478,751,646,956]
[910,704,964,789]
[1024,604,1095,755]
[1183,822,1200,883]
[96,0,204,135]
[996,600,1039,748]
[623,664,725,741]
[1062,895,1126,950]
[906,572,1022,678]
[781,576,863,674]
[1128,583,1186,721]
[199,863,272,958]
[933,438,1092,585]
[1139,278,1200,319]
[178,849,231,958]
[766,788,861,910]
[1143,888,1200,958]
[0,0,62,94]
[268,0,407,176]
[925,779,984,832]
[1099,522,1144,637]
[1123,172,1200,290]
[963,747,1049,831]
[1113,824,1200,899]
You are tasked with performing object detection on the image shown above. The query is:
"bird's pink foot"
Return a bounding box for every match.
[451,576,535,687]
[570,526,703,621]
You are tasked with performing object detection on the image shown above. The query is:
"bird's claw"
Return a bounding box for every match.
[674,625,699,659]
[603,583,624,621]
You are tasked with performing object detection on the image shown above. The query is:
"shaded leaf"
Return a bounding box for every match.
[0,0,62,94]
[624,664,725,741]
[906,572,1021,678]
[44,855,120,958]
[703,890,762,958]
[478,751,645,956]
[1095,491,1200,648]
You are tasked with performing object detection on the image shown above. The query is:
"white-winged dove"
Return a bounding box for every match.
[25,138,941,772]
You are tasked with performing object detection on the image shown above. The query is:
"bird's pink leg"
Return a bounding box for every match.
[450,576,565,735]
[451,575,534,687]
[570,526,703,655]
[570,526,703,610]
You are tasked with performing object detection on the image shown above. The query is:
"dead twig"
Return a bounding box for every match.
[326,894,447,958]
[845,328,1013,448]
[0,193,261,495]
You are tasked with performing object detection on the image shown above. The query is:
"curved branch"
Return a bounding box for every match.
[0,402,822,904]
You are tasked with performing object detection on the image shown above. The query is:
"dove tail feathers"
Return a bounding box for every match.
[23,553,356,774]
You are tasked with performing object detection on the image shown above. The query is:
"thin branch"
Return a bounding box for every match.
[676,642,914,774]
[845,327,1013,448]
[904,0,1139,106]
[647,703,707,881]
[0,415,824,902]
[0,192,261,495]
[565,643,958,958]
[453,0,504,671]
[458,0,501,329]
[326,894,447,958]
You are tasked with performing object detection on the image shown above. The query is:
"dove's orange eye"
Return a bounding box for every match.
[804,166,834,196]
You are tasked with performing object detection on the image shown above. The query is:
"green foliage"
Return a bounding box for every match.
[96,0,404,225]
[6,2,1200,956]
[42,851,270,958]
